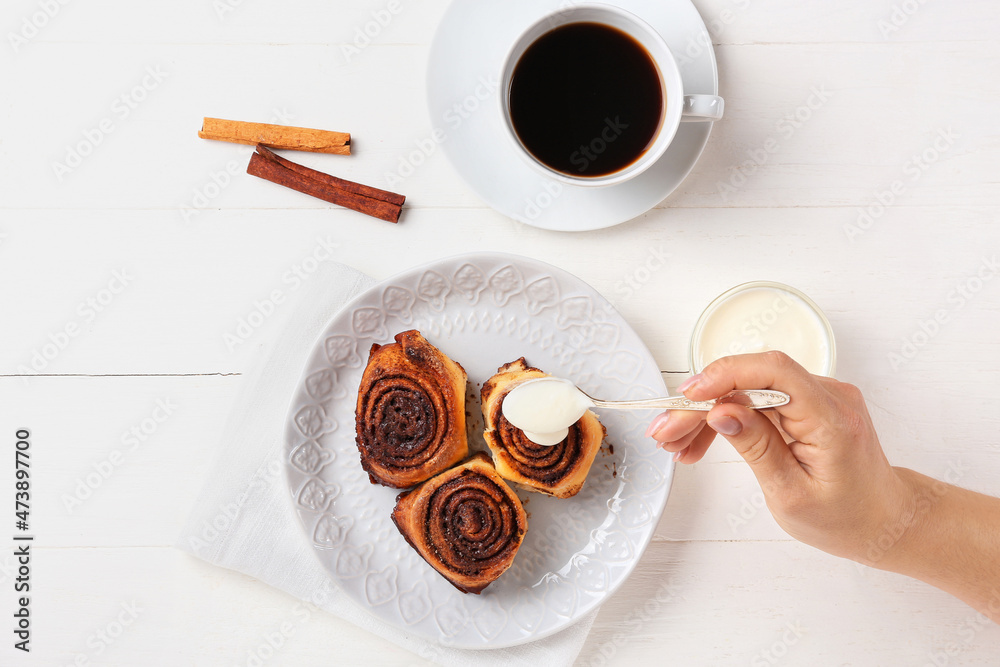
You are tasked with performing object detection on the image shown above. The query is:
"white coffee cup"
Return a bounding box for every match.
[499,4,724,187]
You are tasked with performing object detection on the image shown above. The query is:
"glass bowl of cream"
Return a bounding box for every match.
[689,281,836,377]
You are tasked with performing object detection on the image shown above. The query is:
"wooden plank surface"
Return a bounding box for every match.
[2,0,999,664]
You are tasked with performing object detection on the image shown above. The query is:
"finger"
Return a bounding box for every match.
[764,409,797,444]
[681,351,835,422]
[645,410,706,444]
[776,410,826,447]
[706,403,806,488]
[674,427,717,464]
[787,440,822,476]
[775,386,861,451]
[657,421,708,453]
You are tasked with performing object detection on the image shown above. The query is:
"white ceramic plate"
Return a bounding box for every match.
[283,252,673,648]
[426,0,719,231]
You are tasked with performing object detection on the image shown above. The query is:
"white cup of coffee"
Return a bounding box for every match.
[499,4,724,187]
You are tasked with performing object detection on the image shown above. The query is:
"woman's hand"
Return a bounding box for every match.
[648,351,1000,621]
[646,351,914,564]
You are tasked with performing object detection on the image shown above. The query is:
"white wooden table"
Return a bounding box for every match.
[2,0,999,664]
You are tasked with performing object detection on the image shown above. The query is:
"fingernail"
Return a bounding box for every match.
[708,416,742,436]
[645,412,671,438]
[677,373,703,394]
[672,450,683,462]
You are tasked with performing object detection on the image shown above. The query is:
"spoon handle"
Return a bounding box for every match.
[589,389,790,411]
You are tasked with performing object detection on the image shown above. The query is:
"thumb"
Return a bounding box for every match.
[707,404,802,489]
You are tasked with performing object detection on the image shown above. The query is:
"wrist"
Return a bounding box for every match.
[861,467,936,573]
[863,468,1000,621]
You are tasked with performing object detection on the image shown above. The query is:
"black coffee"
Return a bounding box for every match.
[508,22,663,177]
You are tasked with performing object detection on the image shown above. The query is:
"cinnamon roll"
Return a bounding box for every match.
[481,358,605,498]
[391,452,527,594]
[355,330,468,488]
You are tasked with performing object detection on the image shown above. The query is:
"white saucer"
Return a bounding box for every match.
[426,0,719,232]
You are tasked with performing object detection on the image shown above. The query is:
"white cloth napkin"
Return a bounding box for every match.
[177,259,596,666]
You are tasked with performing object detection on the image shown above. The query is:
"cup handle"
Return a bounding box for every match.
[681,94,724,122]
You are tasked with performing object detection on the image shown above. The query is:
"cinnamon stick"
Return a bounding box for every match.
[200,118,351,155]
[247,147,403,223]
[255,145,405,206]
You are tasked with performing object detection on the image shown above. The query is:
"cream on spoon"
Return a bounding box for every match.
[500,378,593,445]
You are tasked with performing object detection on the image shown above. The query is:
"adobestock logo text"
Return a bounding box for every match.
[51,65,168,182]
[8,0,72,53]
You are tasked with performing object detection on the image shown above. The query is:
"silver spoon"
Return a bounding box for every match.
[502,378,789,446]
[580,387,790,412]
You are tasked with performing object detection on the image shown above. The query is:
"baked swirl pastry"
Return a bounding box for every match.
[481,358,605,498]
[355,330,468,488]
[391,452,527,594]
